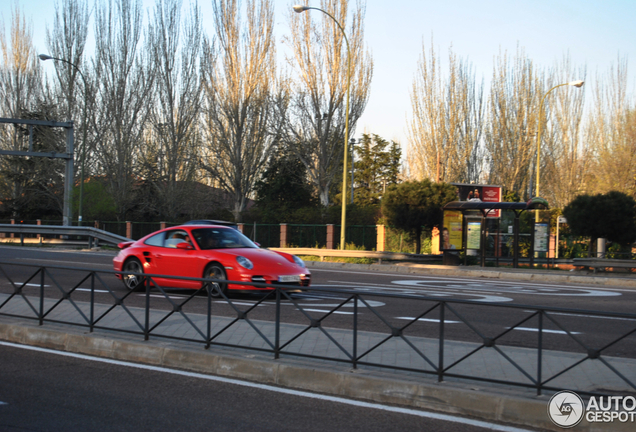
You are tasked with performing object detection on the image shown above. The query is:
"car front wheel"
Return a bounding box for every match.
[204,263,227,298]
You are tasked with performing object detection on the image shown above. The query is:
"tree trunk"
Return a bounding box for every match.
[415,226,423,255]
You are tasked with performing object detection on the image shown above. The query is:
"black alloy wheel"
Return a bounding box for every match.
[122,258,144,291]
[204,263,228,298]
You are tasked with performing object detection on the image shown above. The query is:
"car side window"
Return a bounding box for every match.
[164,230,192,248]
[144,232,165,247]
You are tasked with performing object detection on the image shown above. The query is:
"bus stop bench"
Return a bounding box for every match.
[572,258,636,273]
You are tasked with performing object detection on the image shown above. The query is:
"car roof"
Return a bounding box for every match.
[182,220,239,230]
[183,219,237,226]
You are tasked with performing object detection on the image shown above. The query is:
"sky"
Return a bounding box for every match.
[4,0,636,146]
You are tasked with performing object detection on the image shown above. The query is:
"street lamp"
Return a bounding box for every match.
[39,54,89,225]
[350,138,356,204]
[534,80,584,222]
[293,4,352,250]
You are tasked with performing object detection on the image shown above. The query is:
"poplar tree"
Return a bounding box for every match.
[285,0,373,206]
[201,0,278,221]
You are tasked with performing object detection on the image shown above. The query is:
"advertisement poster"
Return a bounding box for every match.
[442,210,463,250]
[467,222,481,250]
[452,183,502,218]
[534,223,549,252]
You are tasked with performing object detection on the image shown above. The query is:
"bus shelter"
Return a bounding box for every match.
[442,197,549,268]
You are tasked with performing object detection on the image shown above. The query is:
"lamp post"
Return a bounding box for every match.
[39,54,89,225]
[534,80,584,222]
[293,4,352,250]
[350,137,355,204]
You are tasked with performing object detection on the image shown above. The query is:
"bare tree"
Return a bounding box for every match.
[0,4,41,119]
[484,48,544,199]
[0,4,43,216]
[407,41,484,183]
[45,0,90,122]
[285,0,373,206]
[540,57,588,208]
[141,0,203,220]
[200,0,278,221]
[90,0,154,220]
[44,0,91,221]
[585,58,636,197]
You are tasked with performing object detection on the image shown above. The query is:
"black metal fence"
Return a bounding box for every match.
[1,260,635,397]
[241,223,281,248]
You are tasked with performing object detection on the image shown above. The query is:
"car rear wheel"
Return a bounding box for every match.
[204,263,227,298]
[122,258,144,291]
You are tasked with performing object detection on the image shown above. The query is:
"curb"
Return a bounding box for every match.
[2,319,631,432]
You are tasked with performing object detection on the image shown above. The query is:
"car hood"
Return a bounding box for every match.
[206,248,307,273]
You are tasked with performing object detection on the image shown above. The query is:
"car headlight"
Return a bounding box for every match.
[292,255,305,267]
[236,256,253,270]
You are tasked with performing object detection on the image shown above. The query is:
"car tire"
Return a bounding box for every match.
[122,258,145,291]
[204,263,228,298]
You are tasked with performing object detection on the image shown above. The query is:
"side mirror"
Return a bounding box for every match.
[176,242,193,250]
[254,242,261,248]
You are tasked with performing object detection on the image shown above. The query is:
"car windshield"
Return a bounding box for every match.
[191,227,257,250]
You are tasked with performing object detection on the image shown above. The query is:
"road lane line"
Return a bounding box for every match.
[396,317,461,324]
[75,288,110,293]
[524,310,636,321]
[8,284,111,293]
[510,327,582,335]
[394,318,583,334]
[16,258,113,267]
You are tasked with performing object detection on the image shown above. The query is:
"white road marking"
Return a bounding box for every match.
[75,288,110,293]
[317,274,626,303]
[296,308,355,315]
[214,301,267,307]
[8,282,50,287]
[310,268,634,293]
[526,310,636,322]
[7,284,111,293]
[511,327,582,335]
[9,282,115,292]
[392,280,621,298]
[395,318,583,335]
[317,281,513,303]
[396,317,461,324]
[214,301,358,315]
[138,294,220,302]
[16,258,113,267]
[0,341,534,432]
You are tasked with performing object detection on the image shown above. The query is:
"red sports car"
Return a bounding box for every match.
[113,225,311,296]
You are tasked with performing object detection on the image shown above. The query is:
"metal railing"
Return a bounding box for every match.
[0,224,130,247]
[1,260,635,397]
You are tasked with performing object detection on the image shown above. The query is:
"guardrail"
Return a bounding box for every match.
[1,260,635,397]
[270,247,442,264]
[0,224,131,247]
[573,258,636,273]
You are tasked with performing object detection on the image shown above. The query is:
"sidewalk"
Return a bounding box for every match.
[1,264,635,432]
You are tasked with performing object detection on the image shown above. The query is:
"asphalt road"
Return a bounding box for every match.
[1,246,635,357]
[0,342,527,432]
